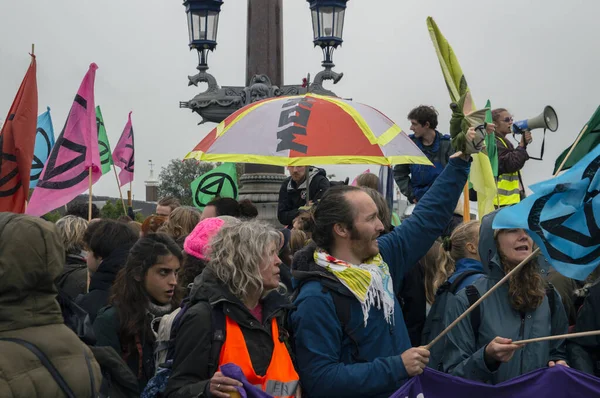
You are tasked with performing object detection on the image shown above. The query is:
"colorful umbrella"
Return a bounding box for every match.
[185,93,431,167]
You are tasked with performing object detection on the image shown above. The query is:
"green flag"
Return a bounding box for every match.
[96,106,113,175]
[554,105,600,174]
[191,163,238,210]
[484,100,499,177]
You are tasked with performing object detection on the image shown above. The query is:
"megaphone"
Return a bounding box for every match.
[512,106,558,134]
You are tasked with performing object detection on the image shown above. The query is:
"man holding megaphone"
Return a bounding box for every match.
[489,108,532,207]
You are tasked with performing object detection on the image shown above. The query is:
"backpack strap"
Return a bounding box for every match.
[546,283,556,319]
[0,337,78,398]
[465,285,481,343]
[207,302,226,376]
[448,270,483,294]
[321,286,366,362]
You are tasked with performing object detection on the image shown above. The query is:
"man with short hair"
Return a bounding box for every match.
[394,105,453,204]
[75,220,139,322]
[290,151,471,398]
[156,196,181,217]
[277,166,330,227]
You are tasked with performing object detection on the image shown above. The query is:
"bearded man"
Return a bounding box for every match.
[441,210,569,384]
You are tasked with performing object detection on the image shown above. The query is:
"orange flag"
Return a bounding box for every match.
[0,54,38,213]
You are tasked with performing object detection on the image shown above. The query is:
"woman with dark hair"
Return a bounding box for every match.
[441,212,568,384]
[200,197,258,220]
[93,233,184,390]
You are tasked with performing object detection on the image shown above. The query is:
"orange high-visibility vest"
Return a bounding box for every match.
[219,316,299,397]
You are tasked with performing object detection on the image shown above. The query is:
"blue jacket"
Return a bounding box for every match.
[290,157,470,398]
[447,258,485,292]
[393,131,453,203]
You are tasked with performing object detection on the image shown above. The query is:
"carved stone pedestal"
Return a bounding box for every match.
[238,173,287,227]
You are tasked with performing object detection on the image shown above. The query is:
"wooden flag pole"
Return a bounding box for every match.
[463,183,471,221]
[112,165,127,214]
[425,247,540,350]
[88,168,93,221]
[128,181,133,207]
[554,125,588,176]
[31,44,34,55]
[513,330,600,345]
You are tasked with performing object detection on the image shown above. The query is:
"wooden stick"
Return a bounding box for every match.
[31,44,35,55]
[554,125,588,177]
[128,181,133,207]
[88,168,93,221]
[463,183,470,221]
[425,247,541,350]
[112,165,127,214]
[513,330,600,345]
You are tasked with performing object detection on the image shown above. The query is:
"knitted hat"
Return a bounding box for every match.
[184,217,225,260]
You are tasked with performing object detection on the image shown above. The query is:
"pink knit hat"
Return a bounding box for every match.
[184,217,225,260]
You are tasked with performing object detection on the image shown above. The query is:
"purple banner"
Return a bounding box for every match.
[391,366,600,398]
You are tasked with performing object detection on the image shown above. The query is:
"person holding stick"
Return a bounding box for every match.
[289,149,472,398]
[441,211,568,384]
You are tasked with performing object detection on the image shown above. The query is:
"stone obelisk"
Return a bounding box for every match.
[238,0,287,225]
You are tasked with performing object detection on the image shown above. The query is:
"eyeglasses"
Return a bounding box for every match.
[502,117,514,123]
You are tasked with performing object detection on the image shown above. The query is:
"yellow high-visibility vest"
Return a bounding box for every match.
[494,137,521,207]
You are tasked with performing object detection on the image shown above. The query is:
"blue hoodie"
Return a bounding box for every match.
[447,258,485,292]
[290,157,470,398]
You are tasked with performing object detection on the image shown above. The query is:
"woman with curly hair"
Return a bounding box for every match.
[93,233,183,390]
[165,220,299,398]
[441,212,568,384]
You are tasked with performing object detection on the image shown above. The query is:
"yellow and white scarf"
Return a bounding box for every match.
[314,249,395,326]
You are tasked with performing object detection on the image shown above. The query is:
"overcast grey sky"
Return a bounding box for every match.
[1,0,599,202]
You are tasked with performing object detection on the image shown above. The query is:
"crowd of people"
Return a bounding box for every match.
[1,106,599,398]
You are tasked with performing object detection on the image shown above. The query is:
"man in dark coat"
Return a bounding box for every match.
[277,166,330,227]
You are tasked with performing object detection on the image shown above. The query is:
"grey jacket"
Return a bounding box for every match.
[441,211,568,384]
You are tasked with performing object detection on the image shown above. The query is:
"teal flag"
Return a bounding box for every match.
[484,100,499,177]
[191,163,238,209]
[30,107,55,188]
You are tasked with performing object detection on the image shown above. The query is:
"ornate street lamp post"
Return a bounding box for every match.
[180,0,348,224]
[180,0,347,124]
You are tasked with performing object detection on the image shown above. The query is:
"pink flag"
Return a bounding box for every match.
[27,63,101,216]
[351,168,371,186]
[112,111,134,186]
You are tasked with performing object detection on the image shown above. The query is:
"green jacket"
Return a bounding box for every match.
[440,211,568,384]
[93,306,156,391]
[0,213,102,397]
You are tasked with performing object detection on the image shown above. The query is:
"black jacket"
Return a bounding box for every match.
[568,281,600,376]
[164,269,293,398]
[76,248,129,323]
[55,253,88,299]
[277,167,330,226]
[398,262,427,347]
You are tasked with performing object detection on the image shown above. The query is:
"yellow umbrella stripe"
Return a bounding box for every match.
[184,152,432,167]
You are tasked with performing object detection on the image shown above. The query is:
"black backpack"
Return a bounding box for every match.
[421,270,483,370]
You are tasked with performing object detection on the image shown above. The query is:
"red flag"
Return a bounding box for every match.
[0,55,38,213]
[112,111,134,186]
[27,63,101,217]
